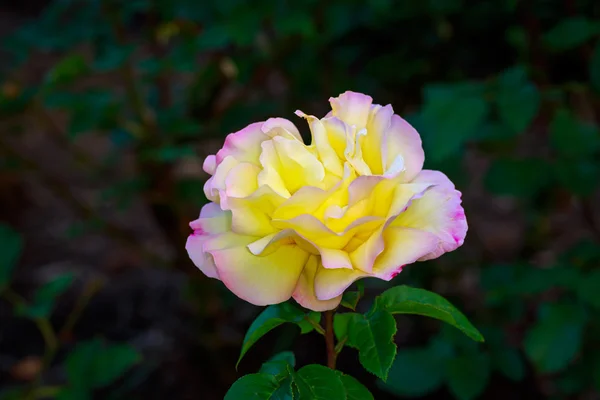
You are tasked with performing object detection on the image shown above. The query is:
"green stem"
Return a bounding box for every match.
[324,310,336,369]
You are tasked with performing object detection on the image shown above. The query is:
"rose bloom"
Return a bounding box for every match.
[186,92,467,311]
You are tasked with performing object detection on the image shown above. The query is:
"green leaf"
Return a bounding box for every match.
[296,311,321,334]
[380,347,445,396]
[420,82,489,161]
[543,17,600,51]
[550,109,600,158]
[446,353,491,400]
[18,273,74,318]
[341,292,360,311]
[260,352,296,379]
[348,310,397,381]
[491,347,525,382]
[578,270,600,308]
[224,373,281,400]
[591,40,600,93]
[337,372,374,400]
[524,303,586,373]
[46,54,89,86]
[333,312,362,346]
[373,286,484,342]
[0,224,23,291]
[495,66,540,134]
[485,158,551,198]
[238,302,313,367]
[340,281,364,310]
[66,338,141,390]
[295,365,345,400]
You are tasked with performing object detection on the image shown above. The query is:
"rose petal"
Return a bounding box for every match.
[393,170,467,260]
[293,255,342,311]
[329,91,373,129]
[210,243,309,306]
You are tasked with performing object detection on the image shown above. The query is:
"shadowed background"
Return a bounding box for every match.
[1,0,600,399]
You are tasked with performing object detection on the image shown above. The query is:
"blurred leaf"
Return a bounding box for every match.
[380,347,445,396]
[337,372,374,400]
[446,352,491,400]
[420,82,489,161]
[485,158,551,197]
[591,40,600,92]
[237,302,317,367]
[543,17,600,51]
[496,66,540,134]
[554,159,600,197]
[372,286,484,342]
[224,373,281,400]
[0,224,23,291]
[578,270,600,309]
[56,387,92,400]
[66,338,141,390]
[196,25,230,50]
[274,11,316,38]
[18,273,73,318]
[46,54,89,86]
[491,346,525,382]
[348,310,397,381]
[141,145,196,163]
[295,365,345,400]
[67,90,120,138]
[93,45,134,72]
[550,109,600,158]
[524,303,586,373]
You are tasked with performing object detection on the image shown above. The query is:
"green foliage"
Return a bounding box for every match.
[419,83,489,162]
[381,347,446,396]
[17,273,74,318]
[225,359,373,400]
[224,373,283,400]
[295,365,346,400]
[63,338,141,396]
[237,302,320,367]
[524,303,587,373]
[0,224,22,291]
[495,66,540,134]
[373,286,484,342]
[340,282,364,311]
[485,158,550,198]
[543,17,600,51]
[348,310,397,381]
[445,353,491,400]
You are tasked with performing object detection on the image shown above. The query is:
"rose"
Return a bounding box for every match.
[186,91,467,311]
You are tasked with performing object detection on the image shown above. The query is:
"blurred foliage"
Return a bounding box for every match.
[1,0,600,398]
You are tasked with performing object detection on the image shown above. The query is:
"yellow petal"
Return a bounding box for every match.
[210,243,309,306]
[293,255,342,311]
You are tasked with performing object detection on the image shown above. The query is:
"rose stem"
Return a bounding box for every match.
[324,309,336,369]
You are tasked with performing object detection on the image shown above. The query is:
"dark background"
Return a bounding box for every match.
[1,0,600,399]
